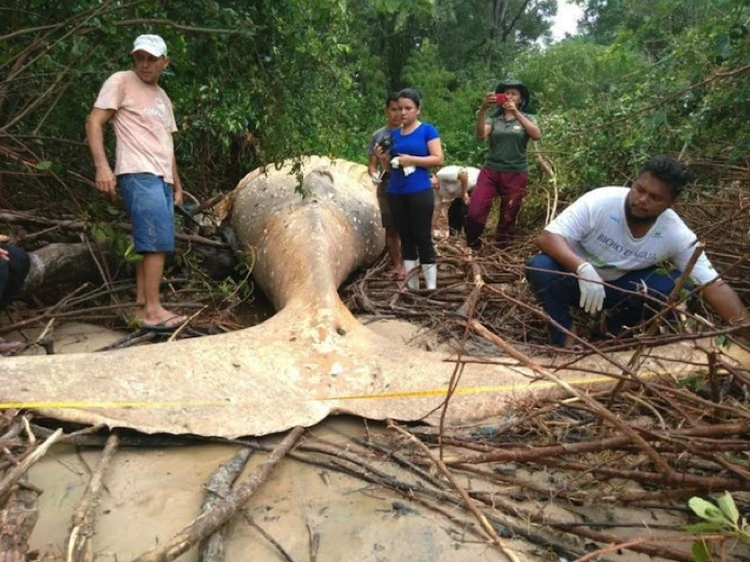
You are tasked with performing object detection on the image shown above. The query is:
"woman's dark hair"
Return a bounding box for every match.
[640,156,695,198]
[397,88,421,108]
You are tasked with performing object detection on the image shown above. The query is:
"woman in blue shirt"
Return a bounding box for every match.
[376,89,444,290]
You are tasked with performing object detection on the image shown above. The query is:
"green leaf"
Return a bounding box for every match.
[689,497,731,526]
[716,492,739,526]
[691,541,711,562]
[35,161,53,171]
[713,335,731,348]
[124,244,143,264]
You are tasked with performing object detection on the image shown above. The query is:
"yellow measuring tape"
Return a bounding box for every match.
[0,372,625,409]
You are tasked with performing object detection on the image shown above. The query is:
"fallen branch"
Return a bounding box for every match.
[199,448,254,562]
[131,426,304,562]
[389,420,521,562]
[67,433,119,562]
[0,428,62,507]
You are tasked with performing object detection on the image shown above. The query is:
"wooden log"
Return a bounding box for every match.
[23,243,105,292]
[0,480,39,562]
[199,448,254,562]
[131,426,304,562]
[67,433,119,562]
[0,428,62,507]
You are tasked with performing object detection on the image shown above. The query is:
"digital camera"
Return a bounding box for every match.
[495,93,509,105]
[377,136,394,152]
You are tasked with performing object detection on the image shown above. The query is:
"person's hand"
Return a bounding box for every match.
[375,145,390,166]
[503,99,518,113]
[463,195,471,205]
[480,93,496,111]
[397,154,413,167]
[173,184,184,207]
[576,262,605,315]
[395,156,416,176]
[94,166,116,198]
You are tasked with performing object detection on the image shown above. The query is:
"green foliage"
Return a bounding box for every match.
[685,493,749,560]
[676,372,706,392]
[1,0,747,235]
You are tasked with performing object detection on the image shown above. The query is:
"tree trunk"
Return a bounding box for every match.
[23,243,106,292]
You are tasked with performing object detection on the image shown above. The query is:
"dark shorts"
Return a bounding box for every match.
[118,173,175,253]
[376,172,395,229]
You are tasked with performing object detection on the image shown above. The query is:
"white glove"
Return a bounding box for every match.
[576,262,605,315]
[390,157,416,176]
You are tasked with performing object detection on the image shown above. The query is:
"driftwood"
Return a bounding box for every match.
[132,426,304,562]
[23,243,108,292]
[0,480,39,562]
[66,433,119,562]
[199,448,254,562]
[0,428,62,506]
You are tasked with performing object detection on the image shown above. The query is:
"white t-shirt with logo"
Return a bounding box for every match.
[545,187,718,284]
[94,70,177,183]
[435,165,480,201]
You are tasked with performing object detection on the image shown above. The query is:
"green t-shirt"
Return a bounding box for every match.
[483,112,537,172]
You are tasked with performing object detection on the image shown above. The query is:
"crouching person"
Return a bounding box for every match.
[431,165,480,237]
[525,156,749,348]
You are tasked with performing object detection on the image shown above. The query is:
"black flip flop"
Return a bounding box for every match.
[138,315,187,333]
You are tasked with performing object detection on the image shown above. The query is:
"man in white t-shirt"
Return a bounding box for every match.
[86,34,186,331]
[430,165,480,237]
[525,156,749,347]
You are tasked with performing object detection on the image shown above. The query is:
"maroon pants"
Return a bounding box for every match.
[465,167,528,249]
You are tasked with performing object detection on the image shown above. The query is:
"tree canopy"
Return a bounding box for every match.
[0,0,747,211]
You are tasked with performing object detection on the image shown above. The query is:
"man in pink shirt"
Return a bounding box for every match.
[86,34,186,330]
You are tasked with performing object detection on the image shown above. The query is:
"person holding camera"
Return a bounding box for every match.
[367,93,403,280]
[466,79,541,250]
[376,88,444,290]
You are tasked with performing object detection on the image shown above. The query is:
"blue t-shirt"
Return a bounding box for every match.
[387,122,440,195]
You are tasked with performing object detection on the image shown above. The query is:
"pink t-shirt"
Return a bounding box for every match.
[94,70,177,183]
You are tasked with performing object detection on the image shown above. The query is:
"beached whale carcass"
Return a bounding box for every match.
[1,157,735,438]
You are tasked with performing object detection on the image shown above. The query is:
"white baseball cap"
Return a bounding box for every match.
[131,34,167,57]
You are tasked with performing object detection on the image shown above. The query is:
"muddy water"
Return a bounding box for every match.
[30,419,539,562]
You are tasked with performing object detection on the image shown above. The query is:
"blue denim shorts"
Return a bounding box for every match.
[118,173,175,253]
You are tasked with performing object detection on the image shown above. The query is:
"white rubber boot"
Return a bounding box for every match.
[403,259,420,290]
[422,263,437,290]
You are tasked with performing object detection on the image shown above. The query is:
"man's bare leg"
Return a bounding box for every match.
[432,201,448,238]
[135,252,184,326]
[385,227,402,278]
[135,260,146,305]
